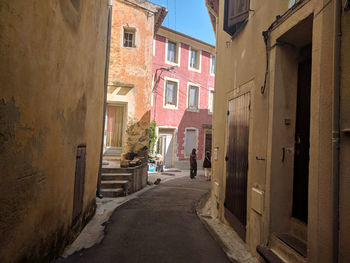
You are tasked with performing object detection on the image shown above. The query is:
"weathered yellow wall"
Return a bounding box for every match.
[211,0,342,261]
[107,0,155,154]
[0,1,108,262]
[339,1,350,262]
[211,0,289,254]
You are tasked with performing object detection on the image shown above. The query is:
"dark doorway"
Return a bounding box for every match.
[224,93,250,241]
[73,145,86,224]
[292,45,312,223]
[205,132,212,155]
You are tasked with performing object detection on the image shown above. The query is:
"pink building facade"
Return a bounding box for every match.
[151,26,215,169]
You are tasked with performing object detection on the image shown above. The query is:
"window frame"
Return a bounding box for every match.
[210,55,215,76]
[163,77,180,110]
[165,38,181,66]
[123,27,136,48]
[188,46,202,73]
[208,88,214,114]
[186,82,201,112]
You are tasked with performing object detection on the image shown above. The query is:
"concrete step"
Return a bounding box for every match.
[257,245,284,263]
[100,188,124,198]
[101,180,129,189]
[101,173,132,181]
[269,233,307,263]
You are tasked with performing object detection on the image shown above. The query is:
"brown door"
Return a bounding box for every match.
[106,105,124,148]
[292,45,312,223]
[224,93,250,241]
[205,132,212,155]
[72,146,86,224]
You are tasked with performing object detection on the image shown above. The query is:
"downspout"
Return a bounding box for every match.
[332,0,341,261]
[97,0,113,198]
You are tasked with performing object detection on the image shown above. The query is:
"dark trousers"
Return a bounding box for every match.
[190,168,197,178]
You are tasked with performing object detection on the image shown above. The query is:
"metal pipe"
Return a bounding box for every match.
[97,0,113,198]
[332,0,341,260]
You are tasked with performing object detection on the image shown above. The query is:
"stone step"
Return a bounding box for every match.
[269,233,307,263]
[100,188,124,198]
[257,245,284,263]
[101,173,133,181]
[101,180,129,189]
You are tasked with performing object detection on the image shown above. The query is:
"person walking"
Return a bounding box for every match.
[203,151,212,181]
[190,148,197,179]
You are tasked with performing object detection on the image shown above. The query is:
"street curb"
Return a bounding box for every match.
[196,199,238,263]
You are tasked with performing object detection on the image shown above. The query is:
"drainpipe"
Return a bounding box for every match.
[332,0,341,261]
[97,0,113,198]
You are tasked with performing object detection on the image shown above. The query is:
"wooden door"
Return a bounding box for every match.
[72,146,86,224]
[106,105,124,148]
[224,93,250,241]
[292,45,312,223]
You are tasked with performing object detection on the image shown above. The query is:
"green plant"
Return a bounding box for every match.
[149,120,157,154]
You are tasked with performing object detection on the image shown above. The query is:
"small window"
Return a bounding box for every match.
[210,56,215,75]
[123,28,135,48]
[224,0,250,36]
[188,85,199,110]
[189,48,200,70]
[167,40,178,63]
[165,80,178,108]
[208,89,214,113]
[185,129,197,157]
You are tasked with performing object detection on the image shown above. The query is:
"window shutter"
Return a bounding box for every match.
[224,0,250,36]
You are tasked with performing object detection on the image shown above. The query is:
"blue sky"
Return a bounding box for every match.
[150,0,216,46]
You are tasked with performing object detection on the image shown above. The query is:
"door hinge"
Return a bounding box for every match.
[227,110,230,116]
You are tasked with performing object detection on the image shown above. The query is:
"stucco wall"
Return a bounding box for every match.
[151,31,215,165]
[0,1,108,262]
[211,0,342,261]
[339,2,350,262]
[107,0,155,154]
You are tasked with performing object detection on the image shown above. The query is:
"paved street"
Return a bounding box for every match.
[58,175,230,263]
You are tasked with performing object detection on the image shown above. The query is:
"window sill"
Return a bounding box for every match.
[163,105,178,110]
[165,60,180,67]
[188,67,201,73]
[186,108,199,112]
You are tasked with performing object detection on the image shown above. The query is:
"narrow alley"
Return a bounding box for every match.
[58,175,230,263]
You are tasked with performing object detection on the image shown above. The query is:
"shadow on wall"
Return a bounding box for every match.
[175,108,212,161]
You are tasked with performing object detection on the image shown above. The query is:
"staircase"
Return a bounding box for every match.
[257,233,307,263]
[100,169,132,198]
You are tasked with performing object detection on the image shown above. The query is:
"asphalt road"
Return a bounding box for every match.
[58,175,230,263]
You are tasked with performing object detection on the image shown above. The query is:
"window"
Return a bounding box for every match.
[208,89,214,113]
[224,0,250,36]
[187,85,199,110]
[189,47,201,71]
[185,129,197,157]
[164,79,178,108]
[123,28,135,48]
[210,56,215,75]
[166,40,180,64]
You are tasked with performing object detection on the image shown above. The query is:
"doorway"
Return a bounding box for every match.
[292,45,312,223]
[204,130,212,155]
[104,104,126,156]
[158,129,175,168]
[224,93,250,241]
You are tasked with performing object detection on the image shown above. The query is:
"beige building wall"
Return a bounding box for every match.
[339,1,350,262]
[0,1,108,262]
[107,0,161,154]
[210,0,348,262]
